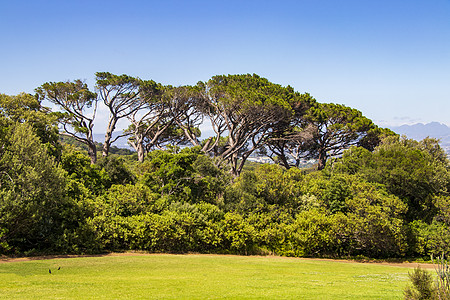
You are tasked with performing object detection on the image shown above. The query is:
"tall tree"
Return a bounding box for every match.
[126,83,178,162]
[36,80,98,163]
[166,84,216,152]
[134,83,226,160]
[263,93,316,169]
[95,72,147,157]
[201,74,295,177]
[305,103,376,170]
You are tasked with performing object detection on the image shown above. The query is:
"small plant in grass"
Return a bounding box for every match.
[432,254,450,300]
[404,254,450,300]
[404,266,435,300]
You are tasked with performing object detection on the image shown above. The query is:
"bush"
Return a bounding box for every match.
[0,123,89,254]
[410,220,450,257]
[137,148,229,204]
[404,267,435,300]
[404,255,450,300]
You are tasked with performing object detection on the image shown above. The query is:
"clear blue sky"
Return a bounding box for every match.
[1,0,449,131]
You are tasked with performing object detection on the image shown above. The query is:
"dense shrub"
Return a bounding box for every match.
[137,147,230,204]
[0,123,89,254]
[61,151,110,195]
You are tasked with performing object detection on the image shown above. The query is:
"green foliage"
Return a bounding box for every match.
[3,73,450,259]
[322,175,351,213]
[138,148,198,198]
[88,200,226,253]
[404,267,435,300]
[331,137,450,222]
[221,212,257,254]
[204,74,297,176]
[0,93,61,159]
[305,102,377,170]
[0,123,85,254]
[61,150,110,195]
[410,220,450,257]
[137,147,229,204]
[98,156,136,186]
[299,172,408,257]
[287,208,335,257]
[358,126,398,152]
[224,164,308,214]
[36,80,98,163]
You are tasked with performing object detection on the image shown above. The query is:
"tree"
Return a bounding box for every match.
[357,126,397,152]
[263,93,317,169]
[199,74,295,177]
[126,84,190,162]
[169,84,220,154]
[137,147,229,203]
[36,80,99,163]
[298,172,408,257]
[305,103,376,170]
[0,93,61,159]
[61,150,110,195]
[96,72,157,157]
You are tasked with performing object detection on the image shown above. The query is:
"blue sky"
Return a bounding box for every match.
[1,0,449,132]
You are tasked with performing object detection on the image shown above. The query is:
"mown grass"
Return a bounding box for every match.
[0,254,413,299]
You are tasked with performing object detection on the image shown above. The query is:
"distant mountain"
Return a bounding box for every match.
[389,122,450,141]
[388,122,450,154]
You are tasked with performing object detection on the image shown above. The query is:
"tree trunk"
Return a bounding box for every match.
[103,118,117,157]
[129,132,145,163]
[137,142,145,162]
[279,151,291,169]
[230,153,239,178]
[88,142,97,164]
[317,149,327,170]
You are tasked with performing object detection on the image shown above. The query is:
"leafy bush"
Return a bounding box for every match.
[0,123,88,254]
[137,147,229,204]
[98,156,136,186]
[331,137,450,222]
[61,151,110,195]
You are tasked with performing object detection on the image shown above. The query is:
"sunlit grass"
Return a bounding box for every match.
[0,254,412,299]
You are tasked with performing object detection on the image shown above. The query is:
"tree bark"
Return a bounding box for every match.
[136,142,145,162]
[103,117,117,157]
[87,142,97,164]
[317,149,327,170]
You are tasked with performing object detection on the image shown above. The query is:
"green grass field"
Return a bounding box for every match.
[0,254,414,299]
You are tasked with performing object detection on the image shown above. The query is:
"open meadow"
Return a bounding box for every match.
[0,254,421,299]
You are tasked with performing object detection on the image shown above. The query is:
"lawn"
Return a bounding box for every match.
[0,254,414,299]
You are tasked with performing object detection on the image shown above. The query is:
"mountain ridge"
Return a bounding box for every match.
[388,122,450,154]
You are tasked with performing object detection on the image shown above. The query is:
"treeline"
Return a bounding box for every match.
[0,74,449,258]
[34,73,392,174]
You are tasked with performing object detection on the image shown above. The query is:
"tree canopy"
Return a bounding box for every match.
[36,80,98,163]
[200,74,297,176]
